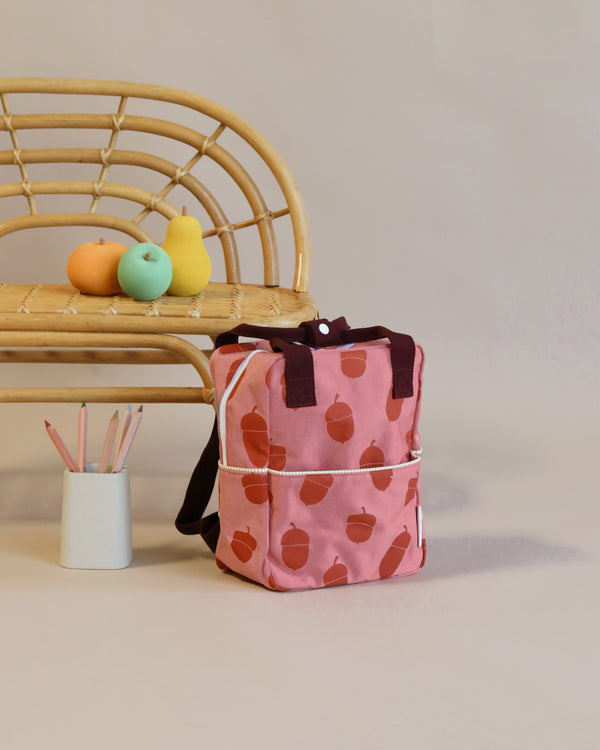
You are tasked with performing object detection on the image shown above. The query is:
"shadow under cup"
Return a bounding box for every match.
[60,463,132,569]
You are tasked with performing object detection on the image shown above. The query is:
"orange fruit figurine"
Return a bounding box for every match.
[66,237,127,295]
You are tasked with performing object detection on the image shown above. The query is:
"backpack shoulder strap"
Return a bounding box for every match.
[175,415,220,553]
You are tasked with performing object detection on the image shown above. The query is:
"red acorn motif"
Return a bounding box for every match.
[267,574,290,592]
[386,385,404,422]
[241,473,270,504]
[325,394,354,444]
[219,342,258,355]
[359,440,393,491]
[278,371,299,411]
[279,372,298,411]
[231,526,257,563]
[323,556,348,587]
[280,372,287,405]
[404,476,418,505]
[300,474,334,506]
[281,523,310,570]
[226,357,245,387]
[241,406,269,467]
[224,357,247,400]
[269,442,287,471]
[340,349,367,378]
[215,557,229,571]
[346,507,377,543]
[379,525,412,579]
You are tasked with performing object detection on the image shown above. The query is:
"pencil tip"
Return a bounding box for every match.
[81,402,86,407]
[139,405,144,412]
[44,420,50,427]
[113,409,119,417]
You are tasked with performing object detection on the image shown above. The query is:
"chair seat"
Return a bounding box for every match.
[0,282,319,335]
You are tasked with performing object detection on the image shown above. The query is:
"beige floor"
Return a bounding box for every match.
[1,405,597,750]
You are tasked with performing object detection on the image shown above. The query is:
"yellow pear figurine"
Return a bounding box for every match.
[162,206,211,296]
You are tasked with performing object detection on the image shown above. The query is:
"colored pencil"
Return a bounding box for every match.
[44,420,78,472]
[115,404,132,456]
[112,405,143,473]
[77,402,87,472]
[97,410,120,473]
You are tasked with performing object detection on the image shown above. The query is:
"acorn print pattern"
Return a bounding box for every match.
[340,349,367,378]
[278,371,300,411]
[346,507,376,543]
[241,473,270,504]
[386,384,403,422]
[281,523,310,570]
[269,442,287,471]
[325,394,354,444]
[224,356,248,400]
[219,342,259,355]
[226,357,245,387]
[300,474,334,505]
[379,526,412,578]
[231,526,257,563]
[241,406,269,467]
[216,342,424,589]
[268,574,290,592]
[405,477,418,505]
[323,556,348,587]
[359,440,393,491]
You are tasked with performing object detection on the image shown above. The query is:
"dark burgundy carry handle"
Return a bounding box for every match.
[340,326,415,399]
[214,323,311,348]
[216,317,414,407]
[214,317,352,408]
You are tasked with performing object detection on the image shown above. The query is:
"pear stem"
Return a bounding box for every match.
[99,238,105,245]
[182,205,188,216]
[144,251,152,261]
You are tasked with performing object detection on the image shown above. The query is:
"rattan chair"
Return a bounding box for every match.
[0,78,318,406]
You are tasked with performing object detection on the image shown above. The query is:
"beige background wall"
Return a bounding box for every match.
[0,1,597,521]
[1,4,597,749]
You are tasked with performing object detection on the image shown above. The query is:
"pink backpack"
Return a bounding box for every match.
[176,317,425,591]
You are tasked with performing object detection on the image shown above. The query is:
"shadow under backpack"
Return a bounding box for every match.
[176,316,426,591]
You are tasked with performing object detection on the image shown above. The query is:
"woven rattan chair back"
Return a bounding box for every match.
[0,78,310,292]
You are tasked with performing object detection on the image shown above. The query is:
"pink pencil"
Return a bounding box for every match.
[115,404,132,457]
[112,405,143,473]
[97,410,119,473]
[77,402,87,472]
[45,420,78,472]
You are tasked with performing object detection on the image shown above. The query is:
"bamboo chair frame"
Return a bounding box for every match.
[0,78,318,405]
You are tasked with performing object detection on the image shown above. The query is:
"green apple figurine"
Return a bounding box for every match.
[117,243,173,301]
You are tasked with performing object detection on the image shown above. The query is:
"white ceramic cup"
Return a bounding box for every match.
[60,463,132,569]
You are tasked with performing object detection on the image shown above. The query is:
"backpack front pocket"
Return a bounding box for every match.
[264,456,424,591]
[215,466,272,585]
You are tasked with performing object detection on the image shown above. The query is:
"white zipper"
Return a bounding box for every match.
[218,349,268,466]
